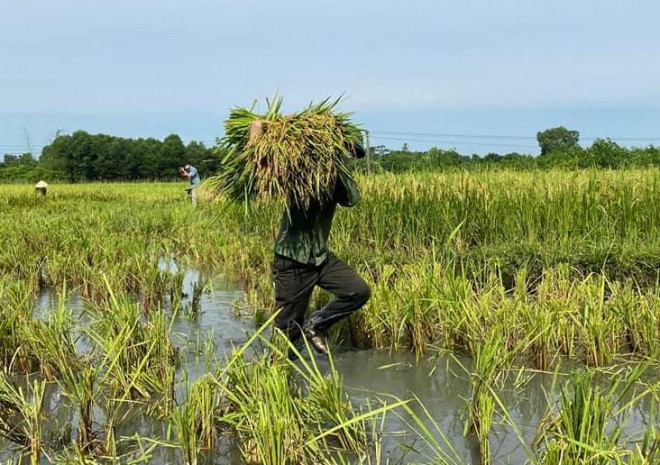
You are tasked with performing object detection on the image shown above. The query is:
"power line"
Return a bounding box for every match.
[2,129,659,153]
[371,130,536,140]
[370,135,539,149]
[0,144,46,148]
[371,130,660,142]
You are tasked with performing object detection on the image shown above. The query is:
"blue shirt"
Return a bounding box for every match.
[188,166,201,187]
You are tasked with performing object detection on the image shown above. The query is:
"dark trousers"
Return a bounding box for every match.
[272,253,371,342]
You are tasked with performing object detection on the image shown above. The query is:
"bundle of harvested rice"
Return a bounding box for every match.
[209,97,362,208]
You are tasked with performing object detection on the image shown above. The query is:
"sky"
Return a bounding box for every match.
[1,0,660,156]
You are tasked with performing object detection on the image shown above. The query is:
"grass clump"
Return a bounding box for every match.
[0,375,46,465]
[534,364,650,464]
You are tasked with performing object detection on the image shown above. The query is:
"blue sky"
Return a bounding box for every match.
[1,0,659,155]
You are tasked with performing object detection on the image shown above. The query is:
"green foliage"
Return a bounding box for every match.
[1,131,221,182]
[537,126,580,156]
[0,153,61,183]
[353,138,660,173]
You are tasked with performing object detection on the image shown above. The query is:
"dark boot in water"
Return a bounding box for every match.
[302,324,328,355]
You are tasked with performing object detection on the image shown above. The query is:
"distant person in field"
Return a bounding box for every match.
[179,164,201,206]
[249,120,371,356]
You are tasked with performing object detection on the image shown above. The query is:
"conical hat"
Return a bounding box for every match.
[35,180,48,189]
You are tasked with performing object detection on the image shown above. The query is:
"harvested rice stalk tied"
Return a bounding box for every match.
[211,97,363,208]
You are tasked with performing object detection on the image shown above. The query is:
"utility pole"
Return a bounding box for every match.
[363,129,371,174]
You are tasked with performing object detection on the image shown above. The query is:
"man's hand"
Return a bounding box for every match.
[349,142,366,159]
[249,120,263,144]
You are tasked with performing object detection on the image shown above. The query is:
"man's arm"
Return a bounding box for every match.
[350,142,366,159]
[179,167,190,179]
[335,140,364,206]
[335,172,360,207]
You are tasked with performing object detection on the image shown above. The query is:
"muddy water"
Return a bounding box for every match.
[3,270,652,464]
[335,351,548,464]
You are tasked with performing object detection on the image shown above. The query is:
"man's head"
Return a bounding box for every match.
[184,164,191,171]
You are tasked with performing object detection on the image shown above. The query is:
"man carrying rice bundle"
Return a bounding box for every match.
[215,98,371,355]
[261,127,370,354]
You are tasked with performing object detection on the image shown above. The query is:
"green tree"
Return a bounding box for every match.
[40,133,75,181]
[537,126,580,155]
[138,138,164,179]
[159,134,186,177]
[588,138,628,168]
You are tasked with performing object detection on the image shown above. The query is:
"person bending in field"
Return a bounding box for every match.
[179,164,201,206]
[250,121,371,355]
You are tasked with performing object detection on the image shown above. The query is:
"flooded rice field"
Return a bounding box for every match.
[2,264,653,464]
[5,178,660,464]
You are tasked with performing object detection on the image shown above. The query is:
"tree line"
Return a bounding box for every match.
[0,131,220,182]
[352,127,660,173]
[2,127,660,182]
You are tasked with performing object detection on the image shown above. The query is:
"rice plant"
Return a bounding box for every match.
[535,363,650,464]
[87,289,178,404]
[169,270,185,317]
[187,279,207,320]
[0,375,47,464]
[0,281,37,374]
[24,301,98,450]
